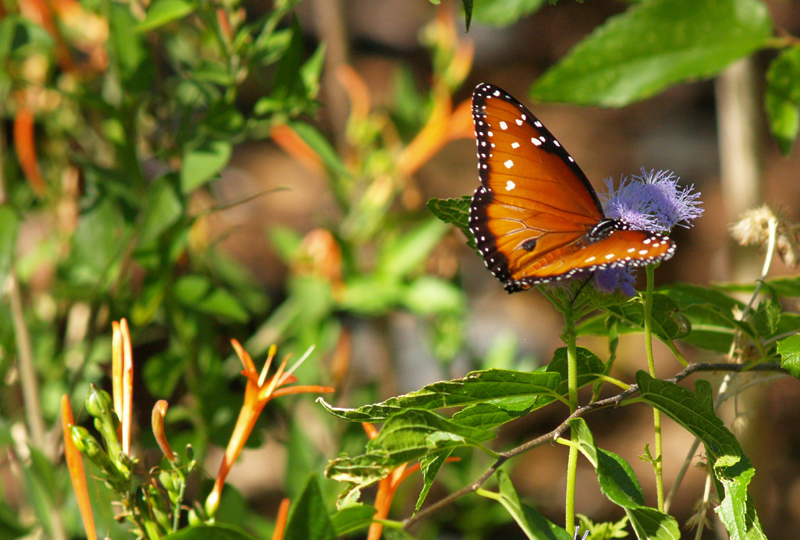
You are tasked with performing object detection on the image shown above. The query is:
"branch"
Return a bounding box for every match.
[403,361,786,529]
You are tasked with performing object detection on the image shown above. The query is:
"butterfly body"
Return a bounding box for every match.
[468,83,675,293]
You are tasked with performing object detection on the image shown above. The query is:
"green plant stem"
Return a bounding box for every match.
[643,265,664,512]
[562,301,579,533]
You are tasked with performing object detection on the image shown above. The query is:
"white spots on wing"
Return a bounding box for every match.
[493,90,500,97]
[505,180,516,191]
[516,118,523,126]
[638,249,649,255]
[511,142,520,149]
[643,238,652,245]
[504,159,514,169]
[532,137,542,147]
[627,247,636,253]
[539,136,546,142]
[499,121,508,130]
[586,256,596,263]
[553,140,561,147]
[534,120,542,127]
[605,253,614,260]
[488,131,493,137]
[568,156,575,162]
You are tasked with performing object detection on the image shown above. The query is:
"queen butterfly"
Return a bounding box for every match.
[469,83,676,293]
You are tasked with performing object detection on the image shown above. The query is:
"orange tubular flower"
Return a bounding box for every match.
[113,319,134,455]
[206,341,334,516]
[62,396,97,540]
[362,423,460,540]
[152,400,176,462]
[271,498,291,540]
[13,104,46,197]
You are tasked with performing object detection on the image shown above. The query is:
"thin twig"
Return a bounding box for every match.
[403,362,786,529]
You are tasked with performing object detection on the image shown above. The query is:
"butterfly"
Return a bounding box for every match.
[468,83,676,293]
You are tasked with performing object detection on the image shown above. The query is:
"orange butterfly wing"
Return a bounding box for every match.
[468,84,675,293]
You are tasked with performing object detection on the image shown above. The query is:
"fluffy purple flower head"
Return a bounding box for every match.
[601,169,704,232]
[593,169,703,295]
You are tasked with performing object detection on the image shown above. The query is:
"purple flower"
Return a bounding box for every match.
[593,169,703,295]
[601,169,703,232]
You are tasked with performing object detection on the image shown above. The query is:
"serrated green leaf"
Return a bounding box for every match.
[529,0,773,107]
[602,293,687,342]
[635,372,765,539]
[489,470,572,540]
[751,298,781,338]
[472,0,546,27]
[283,474,335,540]
[636,373,741,461]
[366,409,494,462]
[318,368,561,423]
[568,418,679,538]
[415,449,453,513]
[765,45,800,155]
[547,347,605,394]
[777,335,800,378]
[136,0,195,33]
[326,410,492,490]
[626,507,680,540]
[426,196,474,250]
[180,140,232,193]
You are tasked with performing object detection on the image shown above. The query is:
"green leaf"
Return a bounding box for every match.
[461,0,473,31]
[415,449,453,513]
[751,298,781,338]
[109,3,152,88]
[765,45,800,155]
[329,504,376,536]
[318,368,561,423]
[367,409,494,462]
[547,347,605,394]
[326,410,493,490]
[283,475,336,540]
[626,507,681,540]
[0,206,18,286]
[488,470,572,540]
[529,0,773,107]
[777,335,800,378]
[377,218,450,279]
[657,284,743,352]
[162,524,255,540]
[136,0,195,33]
[137,177,183,249]
[472,0,546,28]
[635,373,766,539]
[68,198,127,287]
[0,500,30,540]
[601,293,688,342]
[401,276,465,315]
[181,140,233,193]
[568,419,680,538]
[426,196,474,251]
[287,122,350,178]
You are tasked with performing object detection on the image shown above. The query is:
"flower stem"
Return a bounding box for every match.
[644,264,664,512]
[562,300,579,533]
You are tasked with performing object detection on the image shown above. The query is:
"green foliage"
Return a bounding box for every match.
[529,0,773,107]
[765,45,800,155]
[6,0,800,539]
